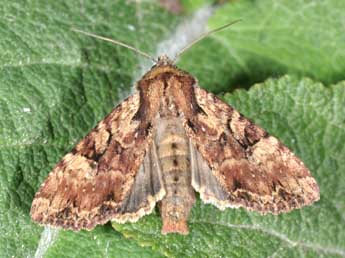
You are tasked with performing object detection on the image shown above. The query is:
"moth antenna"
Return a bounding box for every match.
[71,28,157,63]
[173,19,242,63]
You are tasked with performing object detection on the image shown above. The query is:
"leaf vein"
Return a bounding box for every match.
[190,219,345,257]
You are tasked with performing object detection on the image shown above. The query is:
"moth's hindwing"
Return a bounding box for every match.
[186,86,320,214]
[30,92,165,230]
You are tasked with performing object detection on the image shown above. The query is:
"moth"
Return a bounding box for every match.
[31,23,320,235]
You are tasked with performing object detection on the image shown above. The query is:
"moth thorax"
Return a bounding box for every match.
[155,117,195,234]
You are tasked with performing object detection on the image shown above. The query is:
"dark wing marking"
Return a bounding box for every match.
[184,86,320,214]
[31,92,165,230]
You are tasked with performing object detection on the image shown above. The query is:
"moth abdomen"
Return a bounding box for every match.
[155,119,195,234]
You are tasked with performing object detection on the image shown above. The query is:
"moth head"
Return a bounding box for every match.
[156,55,174,66]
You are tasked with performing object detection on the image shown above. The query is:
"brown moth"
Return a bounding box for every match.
[31,26,320,235]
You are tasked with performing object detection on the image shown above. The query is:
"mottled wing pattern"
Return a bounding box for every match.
[185,86,320,214]
[31,92,165,230]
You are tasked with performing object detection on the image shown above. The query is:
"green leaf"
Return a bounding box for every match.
[180,0,214,12]
[179,0,345,92]
[0,1,181,257]
[114,76,345,258]
[44,226,164,258]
